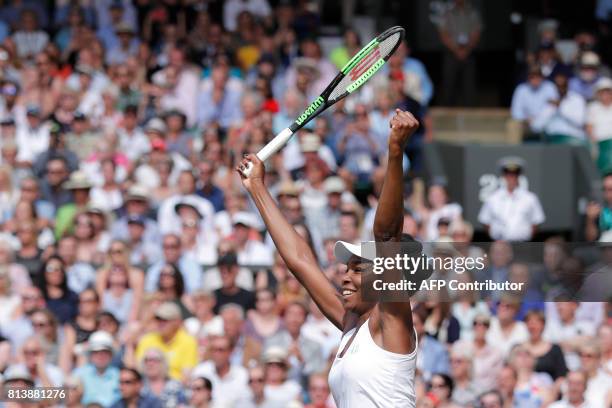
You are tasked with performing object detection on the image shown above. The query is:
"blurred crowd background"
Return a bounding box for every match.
[0,0,609,407]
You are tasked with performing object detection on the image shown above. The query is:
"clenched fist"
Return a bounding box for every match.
[236,153,265,191]
[388,109,419,155]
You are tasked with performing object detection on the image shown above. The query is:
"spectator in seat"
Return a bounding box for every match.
[305,372,335,408]
[587,77,612,172]
[522,310,568,381]
[487,295,529,357]
[191,334,250,407]
[10,335,64,387]
[72,330,121,407]
[187,376,215,408]
[549,370,590,408]
[145,234,202,294]
[569,51,606,100]
[38,255,78,324]
[585,172,612,241]
[139,347,186,407]
[219,303,261,367]
[231,211,273,267]
[261,346,302,407]
[135,302,198,381]
[213,252,255,314]
[511,64,558,140]
[264,301,325,385]
[110,367,161,408]
[532,72,587,145]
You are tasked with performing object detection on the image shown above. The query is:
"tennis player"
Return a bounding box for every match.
[237,109,420,408]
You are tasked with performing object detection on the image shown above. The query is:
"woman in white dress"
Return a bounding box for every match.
[238,110,421,408]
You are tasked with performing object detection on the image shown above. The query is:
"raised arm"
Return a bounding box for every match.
[237,155,345,329]
[372,110,420,354]
[373,110,419,242]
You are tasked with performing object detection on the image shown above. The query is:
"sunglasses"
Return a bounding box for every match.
[45,265,62,273]
[182,219,198,228]
[249,378,264,384]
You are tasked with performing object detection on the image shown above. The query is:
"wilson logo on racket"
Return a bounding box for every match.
[349,46,381,81]
[295,96,324,126]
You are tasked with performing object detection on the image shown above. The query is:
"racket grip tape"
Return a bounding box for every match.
[242,127,294,176]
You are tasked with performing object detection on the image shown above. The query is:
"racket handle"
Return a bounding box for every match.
[242,127,294,176]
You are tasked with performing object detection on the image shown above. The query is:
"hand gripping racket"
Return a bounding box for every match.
[242,26,405,176]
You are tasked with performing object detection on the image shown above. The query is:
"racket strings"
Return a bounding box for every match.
[328,32,403,103]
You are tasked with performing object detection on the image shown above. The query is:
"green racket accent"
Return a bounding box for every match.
[346,58,385,93]
[341,38,379,74]
[295,96,324,126]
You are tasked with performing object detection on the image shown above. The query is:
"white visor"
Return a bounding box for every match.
[334,241,376,264]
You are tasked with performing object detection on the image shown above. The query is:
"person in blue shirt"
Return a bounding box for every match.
[413,305,451,382]
[511,64,559,140]
[196,161,225,212]
[73,331,121,406]
[110,367,162,408]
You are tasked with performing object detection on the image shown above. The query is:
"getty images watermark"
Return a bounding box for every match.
[357,241,612,302]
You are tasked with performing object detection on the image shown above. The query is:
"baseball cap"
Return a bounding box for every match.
[277,180,300,197]
[88,331,114,352]
[232,211,259,229]
[580,51,601,68]
[595,77,612,93]
[323,177,345,194]
[154,302,182,321]
[145,117,167,134]
[300,133,321,153]
[125,184,149,201]
[0,116,15,126]
[262,346,288,364]
[63,171,93,190]
[3,365,34,385]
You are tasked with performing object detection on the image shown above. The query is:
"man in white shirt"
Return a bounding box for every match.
[15,106,49,165]
[191,334,249,407]
[486,295,529,357]
[532,72,587,142]
[478,157,545,241]
[543,302,596,370]
[232,211,273,267]
[511,64,558,133]
[586,77,612,142]
[549,370,594,408]
[116,105,149,162]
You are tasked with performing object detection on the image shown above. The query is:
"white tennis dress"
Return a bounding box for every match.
[328,319,418,408]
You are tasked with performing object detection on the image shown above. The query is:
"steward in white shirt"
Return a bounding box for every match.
[478,157,545,241]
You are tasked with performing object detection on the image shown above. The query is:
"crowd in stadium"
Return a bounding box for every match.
[0,0,609,407]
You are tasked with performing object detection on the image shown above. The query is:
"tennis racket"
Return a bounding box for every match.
[242,25,405,176]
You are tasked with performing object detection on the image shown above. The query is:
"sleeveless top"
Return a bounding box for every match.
[328,319,418,408]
